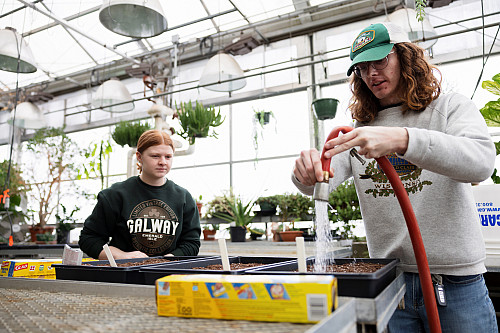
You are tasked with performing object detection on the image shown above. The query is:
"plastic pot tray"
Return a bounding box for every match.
[140,256,297,285]
[53,256,214,285]
[245,258,399,298]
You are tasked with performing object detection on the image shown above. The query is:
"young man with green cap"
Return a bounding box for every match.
[292,22,497,332]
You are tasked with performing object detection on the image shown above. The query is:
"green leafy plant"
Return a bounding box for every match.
[252,109,276,163]
[24,127,80,228]
[328,179,362,239]
[480,73,500,184]
[203,224,220,231]
[255,195,280,211]
[77,139,113,190]
[276,193,313,226]
[415,0,427,22]
[55,204,79,232]
[205,193,235,218]
[111,121,152,148]
[0,160,27,212]
[176,101,225,145]
[213,194,254,228]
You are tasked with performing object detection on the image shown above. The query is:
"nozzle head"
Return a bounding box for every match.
[313,182,329,202]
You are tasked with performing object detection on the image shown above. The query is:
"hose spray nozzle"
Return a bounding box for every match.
[313,171,330,202]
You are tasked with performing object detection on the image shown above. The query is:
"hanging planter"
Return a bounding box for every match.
[177,100,225,145]
[255,111,271,125]
[312,98,339,120]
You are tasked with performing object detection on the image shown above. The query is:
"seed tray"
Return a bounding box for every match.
[53,255,215,284]
[140,256,297,285]
[245,258,399,298]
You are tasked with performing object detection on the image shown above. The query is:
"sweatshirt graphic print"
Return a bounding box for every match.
[359,153,432,198]
[128,199,180,256]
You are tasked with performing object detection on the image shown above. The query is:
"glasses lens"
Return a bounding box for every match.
[353,67,361,77]
[354,63,367,77]
[373,57,389,70]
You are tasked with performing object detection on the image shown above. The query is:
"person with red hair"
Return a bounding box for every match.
[79,129,201,260]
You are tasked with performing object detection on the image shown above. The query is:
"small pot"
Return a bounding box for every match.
[278,230,303,242]
[312,98,339,120]
[229,226,247,242]
[203,229,216,241]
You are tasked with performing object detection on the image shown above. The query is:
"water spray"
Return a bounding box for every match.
[318,126,442,333]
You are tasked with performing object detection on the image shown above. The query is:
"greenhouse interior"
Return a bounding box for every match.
[1,0,500,332]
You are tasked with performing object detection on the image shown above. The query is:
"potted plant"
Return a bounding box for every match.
[252,109,276,163]
[275,193,308,242]
[328,179,362,245]
[176,100,225,145]
[202,224,218,241]
[205,194,235,219]
[111,121,152,148]
[312,98,339,120]
[213,194,254,242]
[196,195,203,219]
[55,204,79,244]
[255,194,280,216]
[0,160,29,243]
[248,227,265,240]
[480,73,500,184]
[23,127,80,242]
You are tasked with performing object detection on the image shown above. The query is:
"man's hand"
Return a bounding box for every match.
[293,148,333,186]
[323,127,408,160]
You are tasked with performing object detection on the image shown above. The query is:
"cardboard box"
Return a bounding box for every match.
[1,258,95,278]
[156,274,337,323]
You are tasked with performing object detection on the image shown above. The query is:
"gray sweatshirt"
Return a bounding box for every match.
[293,92,496,275]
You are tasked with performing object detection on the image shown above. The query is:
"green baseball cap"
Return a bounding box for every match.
[347,22,410,76]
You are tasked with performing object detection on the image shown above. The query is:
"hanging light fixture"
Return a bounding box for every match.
[0,27,37,73]
[199,52,246,92]
[91,79,135,112]
[387,8,438,50]
[99,0,168,38]
[8,102,46,129]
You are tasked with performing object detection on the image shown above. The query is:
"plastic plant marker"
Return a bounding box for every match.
[296,237,307,273]
[103,244,117,267]
[218,238,231,271]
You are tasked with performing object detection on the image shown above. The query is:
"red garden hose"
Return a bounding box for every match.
[319,126,442,333]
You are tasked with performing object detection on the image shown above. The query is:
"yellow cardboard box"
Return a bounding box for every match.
[156,274,337,323]
[1,259,61,278]
[1,258,96,278]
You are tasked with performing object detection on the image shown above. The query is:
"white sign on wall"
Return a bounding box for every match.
[472,185,500,259]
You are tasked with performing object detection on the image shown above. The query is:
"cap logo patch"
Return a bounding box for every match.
[352,30,375,53]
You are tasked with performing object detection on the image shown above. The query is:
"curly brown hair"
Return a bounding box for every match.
[348,43,441,123]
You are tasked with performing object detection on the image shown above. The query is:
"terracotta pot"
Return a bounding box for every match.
[196,202,203,218]
[29,225,55,243]
[278,230,303,242]
[203,229,216,241]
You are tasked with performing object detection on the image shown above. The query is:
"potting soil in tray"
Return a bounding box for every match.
[244,258,399,298]
[53,255,214,284]
[140,256,297,285]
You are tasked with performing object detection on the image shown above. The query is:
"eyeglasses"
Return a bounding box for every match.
[353,51,395,78]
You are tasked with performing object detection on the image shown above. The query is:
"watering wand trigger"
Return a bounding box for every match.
[350,148,366,165]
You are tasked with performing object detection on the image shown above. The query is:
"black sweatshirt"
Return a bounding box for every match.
[79,176,201,259]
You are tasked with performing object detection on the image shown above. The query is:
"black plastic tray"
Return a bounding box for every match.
[245,258,399,298]
[53,256,214,284]
[140,256,297,285]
